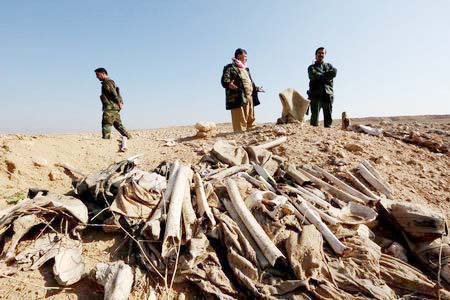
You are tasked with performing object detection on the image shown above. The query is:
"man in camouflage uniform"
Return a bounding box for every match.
[94,68,131,139]
[221,48,262,132]
[307,47,337,128]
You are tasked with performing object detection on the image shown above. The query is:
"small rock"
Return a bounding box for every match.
[48,170,64,181]
[406,159,417,165]
[330,156,346,166]
[337,166,346,172]
[5,160,16,173]
[195,121,216,132]
[373,155,390,164]
[273,125,287,136]
[335,150,347,158]
[344,143,364,153]
[33,157,48,167]
[195,148,206,155]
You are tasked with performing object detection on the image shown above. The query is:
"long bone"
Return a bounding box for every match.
[225,178,285,266]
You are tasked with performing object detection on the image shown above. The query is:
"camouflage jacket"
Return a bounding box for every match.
[308,62,337,98]
[221,64,260,110]
[100,79,123,111]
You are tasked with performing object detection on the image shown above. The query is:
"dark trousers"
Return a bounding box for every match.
[310,94,333,127]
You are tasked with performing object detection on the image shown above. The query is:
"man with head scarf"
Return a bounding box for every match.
[221,48,263,132]
[94,67,131,139]
[307,47,337,128]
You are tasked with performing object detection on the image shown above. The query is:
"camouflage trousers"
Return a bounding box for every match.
[102,110,131,139]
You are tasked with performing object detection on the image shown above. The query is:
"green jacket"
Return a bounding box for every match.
[100,79,123,111]
[221,63,260,110]
[308,62,337,98]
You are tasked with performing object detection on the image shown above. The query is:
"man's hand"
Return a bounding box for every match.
[256,86,265,93]
[228,80,238,90]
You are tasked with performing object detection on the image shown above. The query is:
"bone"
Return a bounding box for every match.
[312,165,375,203]
[193,173,216,227]
[95,261,133,300]
[285,203,311,226]
[255,175,277,193]
[361,160,394,196]
[206,164,252,181]
[225,178,286,266]
[282,163,311,186]
[162,165,191,258]
[283,184,331,210]
[358,164,394,198]
[143,161,180,239]
[256,136,287,149]
[289,196,351,256]
[289,194,339,225]
[345,171,379,199]
[299,167,366,204]
[182,171,195,241]
[238,172,268,191]
[222,197,270,269]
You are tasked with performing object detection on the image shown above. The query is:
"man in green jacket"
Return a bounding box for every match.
[307,47,337,128]
[221,48,262,132]
[94,68,131,139]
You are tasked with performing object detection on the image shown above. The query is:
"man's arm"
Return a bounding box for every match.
[323,65,337,81]
[308,65,324,81]
[221,65,232,88]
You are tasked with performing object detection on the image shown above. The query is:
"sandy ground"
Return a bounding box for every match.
[0,115,449,299]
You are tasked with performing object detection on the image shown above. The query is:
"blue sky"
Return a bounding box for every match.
[1,1,449,133]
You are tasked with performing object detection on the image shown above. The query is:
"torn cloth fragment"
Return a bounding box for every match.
[110,175,164,218]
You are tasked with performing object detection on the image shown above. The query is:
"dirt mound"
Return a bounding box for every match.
[0,117,449,299]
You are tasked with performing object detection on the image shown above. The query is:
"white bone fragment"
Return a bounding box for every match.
[225,178,285,266]
[299,168,366,204]
[193,173,216,226]
[238,172,268,191]
[95,261,133,300]
[206,164,252,181]
[222,197,270,269]
[256,136,287,149]
[182,170,196,241]
[162,165,191,258]
[290,196,351,256]
[312,165,375,203]
[144,161,180,239]
[282,163,311,185]
[345,171,379,199]
[358,164,394,198]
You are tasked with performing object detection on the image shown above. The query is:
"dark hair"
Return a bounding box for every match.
[234,48,247,58]
[94,67,108,75]
[315,47,326,55]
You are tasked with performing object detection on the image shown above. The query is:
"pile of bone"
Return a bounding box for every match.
[349,121,448,154]
[1,136,449,300]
